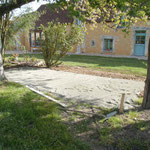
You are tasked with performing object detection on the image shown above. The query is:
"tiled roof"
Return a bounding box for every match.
[35,4,74,29]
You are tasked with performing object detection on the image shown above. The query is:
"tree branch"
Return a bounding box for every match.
[0,0,35,17]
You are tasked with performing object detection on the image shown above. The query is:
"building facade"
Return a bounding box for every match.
[20,4,150,57]
[78,23,150,56]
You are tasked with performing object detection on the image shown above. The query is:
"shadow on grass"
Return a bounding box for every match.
[98,119,150,150]
[65,104,150,150]
[0,82,89,150]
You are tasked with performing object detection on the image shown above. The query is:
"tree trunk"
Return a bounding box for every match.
[142,39,150,109]
[0,52,5,81]
[0,12,10,63]
[0,12,10,80]
[1,34,6,63]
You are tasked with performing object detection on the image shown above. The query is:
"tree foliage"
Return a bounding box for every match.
[5,9,41,50]
[0,0,150,28]
[0,8,41,58]
[55,0,150,29]
[40,21,84,68]
[0,0,34,17]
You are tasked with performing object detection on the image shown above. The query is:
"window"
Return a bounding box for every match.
[135,30,146,44]
[136,36,145,44]
[104,39,113,51]
[91,40,96,47]
[30,32,35,47]
[35,32,41,47]
[30,31,41,47]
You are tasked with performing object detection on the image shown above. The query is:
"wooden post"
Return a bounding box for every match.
[119,93,125,114]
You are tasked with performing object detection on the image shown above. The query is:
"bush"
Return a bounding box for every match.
[40,21,84,68]
[23,55,30,63]
[6,54,19,62]
[30,56,38,63]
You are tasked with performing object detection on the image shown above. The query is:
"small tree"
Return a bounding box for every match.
[0,8,40,81]
[40,22,84,68]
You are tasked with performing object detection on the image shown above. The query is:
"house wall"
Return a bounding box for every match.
[24,32,31,51]
[18,22,150,57]
[83,22,150,56]
[9,32,31,51]
[20,32,31,51]
[84,24,131,55]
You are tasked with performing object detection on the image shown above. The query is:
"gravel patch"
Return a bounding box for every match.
[5,67,144,109]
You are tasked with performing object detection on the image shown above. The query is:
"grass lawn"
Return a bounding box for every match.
[66,104,150,150]
[6,54,147,77]
[0,82,90,150]
[62,55,147,76]
[98,109,150,149]
[0,82,150,150]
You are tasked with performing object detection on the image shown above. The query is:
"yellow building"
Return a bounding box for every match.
[21,4,150,57]
[79,23,150,56]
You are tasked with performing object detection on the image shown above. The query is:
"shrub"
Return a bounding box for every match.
[12,53,19,61]
[23,55,30,63]
[40,21,84,68]
[6,54,18,62]
[6,56,15,62]
[30,56,37,63]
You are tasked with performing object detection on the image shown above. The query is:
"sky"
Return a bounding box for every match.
[14,0,49,16]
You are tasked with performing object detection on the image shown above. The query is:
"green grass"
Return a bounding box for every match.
[128,111,139,119]
[134,97,143,105]
[107,116,124,128]
[0,82,90,150]
[6,54,147,76]
[135,121,150,131]
[98,110,150,149]
[60,102,150,149]
[61,55,147,76]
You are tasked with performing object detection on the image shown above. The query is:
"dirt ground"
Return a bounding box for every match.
[5,62,145,81]
[52,65,146,81]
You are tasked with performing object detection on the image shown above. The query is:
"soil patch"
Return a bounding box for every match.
[52,65,146,81]
[4,61,146,81]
